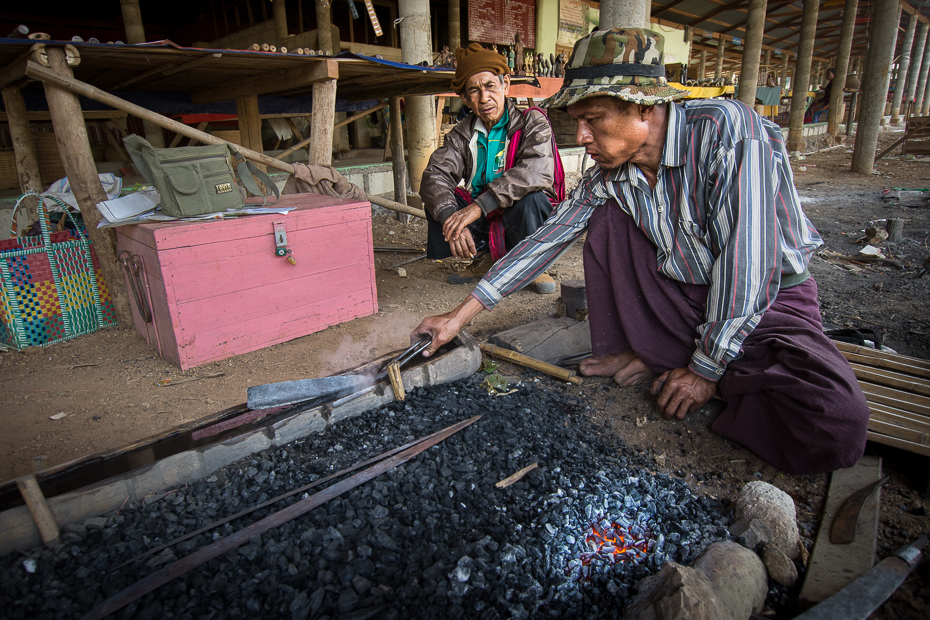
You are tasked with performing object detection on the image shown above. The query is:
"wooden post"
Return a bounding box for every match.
[273,0,289,47]
[1,86,41,231]
[16,475,59,545]
[389,96,409,222]
[42,46,131,326]
[315,0,334,54]
[715,37,726,79]
[119,0,146,44]
[235,94,265,173]
[309,79,336,165]
[886,218,904,243]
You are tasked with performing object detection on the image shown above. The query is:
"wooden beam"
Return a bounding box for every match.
[0,45,40,90]
[16,475,59,545]
[192,59,338,104]
[0,110,128,122]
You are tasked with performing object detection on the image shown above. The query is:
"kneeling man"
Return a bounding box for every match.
[412,28,870,475]
[422,43,559,293]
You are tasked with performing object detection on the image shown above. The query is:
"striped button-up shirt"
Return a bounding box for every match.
[472,99,823,381]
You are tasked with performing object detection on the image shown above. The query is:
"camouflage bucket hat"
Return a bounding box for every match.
[542,28,689,109]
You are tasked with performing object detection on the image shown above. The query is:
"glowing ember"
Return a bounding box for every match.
[567,516,654,581]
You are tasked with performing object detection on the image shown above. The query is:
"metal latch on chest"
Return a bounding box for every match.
[273,220,296,265]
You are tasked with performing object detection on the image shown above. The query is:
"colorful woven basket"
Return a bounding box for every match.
[0,193,117,349]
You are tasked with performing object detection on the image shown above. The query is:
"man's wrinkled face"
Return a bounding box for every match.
[460,71,511,127]
[567,97,652,170]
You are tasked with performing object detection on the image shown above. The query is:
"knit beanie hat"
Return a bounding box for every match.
[451,43,510,93]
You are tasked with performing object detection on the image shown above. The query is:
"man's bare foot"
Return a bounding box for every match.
[579,352,659,387]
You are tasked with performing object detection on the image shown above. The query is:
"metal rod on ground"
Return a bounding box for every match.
[116,423,465,569]
[389,253,427,269]
[21,61,425,221]
[479,343,583,385]
[374,246,426,253]
[81,416,481,620]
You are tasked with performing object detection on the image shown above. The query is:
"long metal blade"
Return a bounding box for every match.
[247,374,373,409]
[81,415,481,620]
[794,537,927,620]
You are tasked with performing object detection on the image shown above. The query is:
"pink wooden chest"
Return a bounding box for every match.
[115,193,377,370]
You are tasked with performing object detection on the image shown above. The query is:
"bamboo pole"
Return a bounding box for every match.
[479,343,582,385]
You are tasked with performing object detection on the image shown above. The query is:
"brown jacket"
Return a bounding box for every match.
[421,99,556,224]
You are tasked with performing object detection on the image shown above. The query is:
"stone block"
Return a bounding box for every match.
[367,171,393,195]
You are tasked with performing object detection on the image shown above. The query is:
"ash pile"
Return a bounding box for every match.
[1,375,732,619]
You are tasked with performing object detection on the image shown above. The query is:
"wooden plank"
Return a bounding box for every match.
[488,316,592,364]
[868,401,930,430]
[16,475,59,545]
[868,419,929,446]
[799,456,882,607]
[837,349,930,379]
[859,381,930,416]
[833,341,930,371]
[850,363,930,396]
[867,431,930,457]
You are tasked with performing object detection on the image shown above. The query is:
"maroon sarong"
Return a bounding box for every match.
[583,199,869,474]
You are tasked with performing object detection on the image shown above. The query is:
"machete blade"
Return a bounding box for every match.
[830,476,889,545]
[247,374,374,410]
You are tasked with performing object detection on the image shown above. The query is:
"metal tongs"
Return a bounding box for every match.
[548,351,593,369]
[375,335,433,381]
[247,335,433,409]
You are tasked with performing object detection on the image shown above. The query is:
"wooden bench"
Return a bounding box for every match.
[903,115,930,155]
[878,114,930,158]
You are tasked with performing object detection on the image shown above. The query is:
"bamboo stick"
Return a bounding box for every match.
[479,343,582,385]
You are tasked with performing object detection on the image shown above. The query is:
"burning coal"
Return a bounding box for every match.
[566,515,655,581]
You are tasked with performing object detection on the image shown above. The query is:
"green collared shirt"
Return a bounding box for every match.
[471,107,510,198]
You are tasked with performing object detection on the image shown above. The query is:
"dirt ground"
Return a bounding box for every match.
[2,128,930,616]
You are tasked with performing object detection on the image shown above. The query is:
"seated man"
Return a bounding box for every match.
[805,67,835,123]
[421,42,558,293]
[412,29,869,475]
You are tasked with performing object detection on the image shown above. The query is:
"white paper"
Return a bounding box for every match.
[96,188,160,222]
